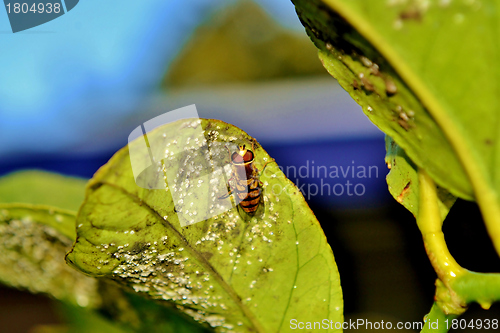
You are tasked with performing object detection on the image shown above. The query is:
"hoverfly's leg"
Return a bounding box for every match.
[218,190,233,199]
[261,158,276,174]
[251,137,261,153]
[251,138,275,174]
[257,159,276,190]
[218,176,235,199]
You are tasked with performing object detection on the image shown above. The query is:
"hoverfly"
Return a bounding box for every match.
[219,141,274,214]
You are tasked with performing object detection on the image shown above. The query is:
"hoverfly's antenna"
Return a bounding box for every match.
[223,145,232,161]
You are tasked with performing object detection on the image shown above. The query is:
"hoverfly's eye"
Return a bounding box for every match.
[243,150,254,163]
[231,153,244,164]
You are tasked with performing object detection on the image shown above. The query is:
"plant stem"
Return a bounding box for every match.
[418,170,500,333]
[420,302,459,333]
[417,170,465,286]
[453,272,500,309]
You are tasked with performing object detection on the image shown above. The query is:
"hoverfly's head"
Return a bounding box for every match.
[231,144,254,165]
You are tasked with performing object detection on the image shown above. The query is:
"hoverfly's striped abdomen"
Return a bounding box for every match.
[234,177,261,213]
[221,143,269,214]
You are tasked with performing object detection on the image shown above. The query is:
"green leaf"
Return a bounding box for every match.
[0,203,208,333]
[293,0,472,200]
[0,204,99,307]
[96,280,213,333]
[385,136,456,221]
[0,170,87,212]
[66,118,343,332]
[292,0,500,251]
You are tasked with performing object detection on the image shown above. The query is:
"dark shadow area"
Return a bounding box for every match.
[444,199,500,273]
[0,286,60,333]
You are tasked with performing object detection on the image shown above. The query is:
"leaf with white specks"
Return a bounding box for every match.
[292,0,489,202]
[0,203,212,333]
[292,0,500,244]
[0,204,99,307]
[66,118,343,332]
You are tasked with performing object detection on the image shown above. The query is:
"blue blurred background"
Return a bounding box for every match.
[0,0,388,210]
[7,1,498,333]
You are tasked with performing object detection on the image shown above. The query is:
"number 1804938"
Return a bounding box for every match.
[6,2,61,14]
[445,318,498,330]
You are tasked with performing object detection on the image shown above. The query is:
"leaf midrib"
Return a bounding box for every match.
[100,181,266,333]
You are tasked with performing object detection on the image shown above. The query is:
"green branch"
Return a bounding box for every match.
[421,303,459,333]
[417,170,500,333]
[453,272,500,309]
[417,170,465,286]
